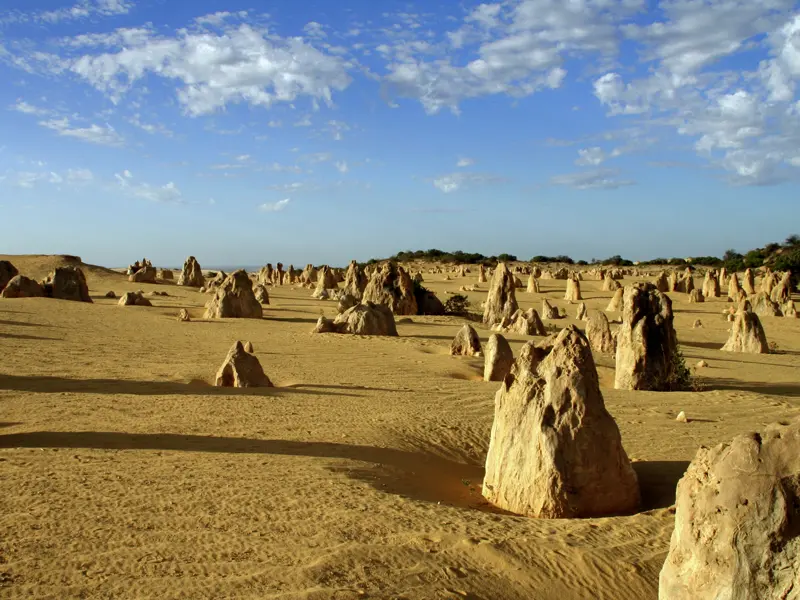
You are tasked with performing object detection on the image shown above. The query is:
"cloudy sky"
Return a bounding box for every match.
[1,0,798,267]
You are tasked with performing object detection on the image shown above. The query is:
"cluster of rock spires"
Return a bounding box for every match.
[0,261,92,302]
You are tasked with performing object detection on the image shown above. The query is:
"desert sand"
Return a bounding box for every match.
[1,254,799,599]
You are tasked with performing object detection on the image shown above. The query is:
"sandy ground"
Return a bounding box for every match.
[1,255,798,600]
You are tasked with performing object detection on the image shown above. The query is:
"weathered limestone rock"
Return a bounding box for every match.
[761,270,776,295]
[721,310,769,353]
[742,268,756,295]
[337,293,358,314]
[541,299,560,320]
[526,273,539,294]
[654,271,669,293]
[178,309,190,322]
[606,288,624,311]
[702,271,720,298]
[0,260,19,293]
[312,265,339,299]
[129,265,157,283]
[727,273,741,300]
[478,264,487,283]
[688,289,705,303]
[244,341,254,353]
[564,275,582,302]
[751,292,782,317]
[158,269,174,280]
[257,264,274,287]
[342,260,368,300]
[178,256,204,287]
[614,283,680,391]
[693,319,702,328]
[333,302,398,336]
[576,302,587,321]
[118,291,152,307]
[783,300,798,318]
[484,334,513,382]
[204,270,262,319]
[312,316,338,333]
[0,275,44,298]
[770,272,791,304]
[482,263,519,327]
[482,326,640,518]
[418,290,446,316]
[450,324,482,356]
[505,308,547,336]
[42,266,92,303]
[214,341,273,387]
[253,284,270,304]
[362,262,418,316]
[658,421,800,600]
[300,264,318,284]
[603,272,622,292]
[586,311,616,354]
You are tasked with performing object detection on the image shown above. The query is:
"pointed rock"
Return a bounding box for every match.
[541,299,560,320]
[450,324,482,356]
[606,288,624,311]
[333,302,398,336]
[586,311,616,354]
[688,289,705,303]
[362,262,418,315]
[483,334,514,382]
[214,341,273,387]
[482,326,640,518]
[575,302,587,321]
[178,256,204,287]
[721,310,769,353]
[204,270,262,319]
[0,275,44,298]
[482,263,519,327]
[564,275,582,301]
[751,292,782,317]
[742,268,756,295]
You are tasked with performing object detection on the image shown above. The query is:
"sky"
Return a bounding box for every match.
[0,0,799,268]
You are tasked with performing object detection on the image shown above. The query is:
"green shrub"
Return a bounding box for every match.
[444,294,471,316]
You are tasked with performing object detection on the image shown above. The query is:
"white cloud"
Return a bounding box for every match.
[115,172,182,202]
[39,117,124,147]
[456,157,475,168]
[294,115,313,127]
[10,100,53,116]
[7,167,94,189]
[575,147,607,166]
[432,172,505,193]
[61,22,353,115]
[268,120,282,128]
[3,0,132,25]
[550,169,634,190]
[259,198,290,212]
[128,113,173,137]
[335,161,349,173]
[235,154,251,162]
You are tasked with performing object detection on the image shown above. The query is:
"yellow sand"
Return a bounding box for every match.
[1,255,798,599]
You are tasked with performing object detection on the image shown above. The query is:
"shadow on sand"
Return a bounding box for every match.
[703,378,800,398]
[0,374,360,398]
[633,461,690,510]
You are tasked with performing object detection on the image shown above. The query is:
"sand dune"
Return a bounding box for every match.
[1,256,798,599]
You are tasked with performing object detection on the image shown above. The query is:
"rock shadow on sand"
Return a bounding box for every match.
[0,374,360,398]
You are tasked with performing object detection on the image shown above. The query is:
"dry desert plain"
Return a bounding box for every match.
[1,254,799,599]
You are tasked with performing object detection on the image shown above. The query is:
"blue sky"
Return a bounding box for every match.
[1,0,798,268]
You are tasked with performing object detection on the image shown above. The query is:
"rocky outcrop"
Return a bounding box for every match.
[332,302,398,336]
[688,289,704,303]
[614,283,680,391]
[128,265,157,283]
[204,270,262,319]
[504,308,546,336]
[0,275,44,298]
[482,326,640,518]
[484,334,513,382]
[564,275,582,302]
[343,260,368,300]
[658,421,800,600]
[770,272,792,304]
[721,310,769,353]
[751,292,782,317]
[118,291,152,307]
[742,268,755,295]
[253,284,270,304]
[312,266,339,299]
[606,288,624,311]
[0,261,20,293]
[526,273,539,294]
[702,271,720,298]
[586,311,616,354]
[482,263,519,328]
[42,267,92,303]
[178,256,204,287]
[362,262,418,316]
[654,272,669,293]
[214,341,273,388]
[450,324,482,356]
[178,309,190,322]
[575,302,587,321]
[541,299,560,320]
